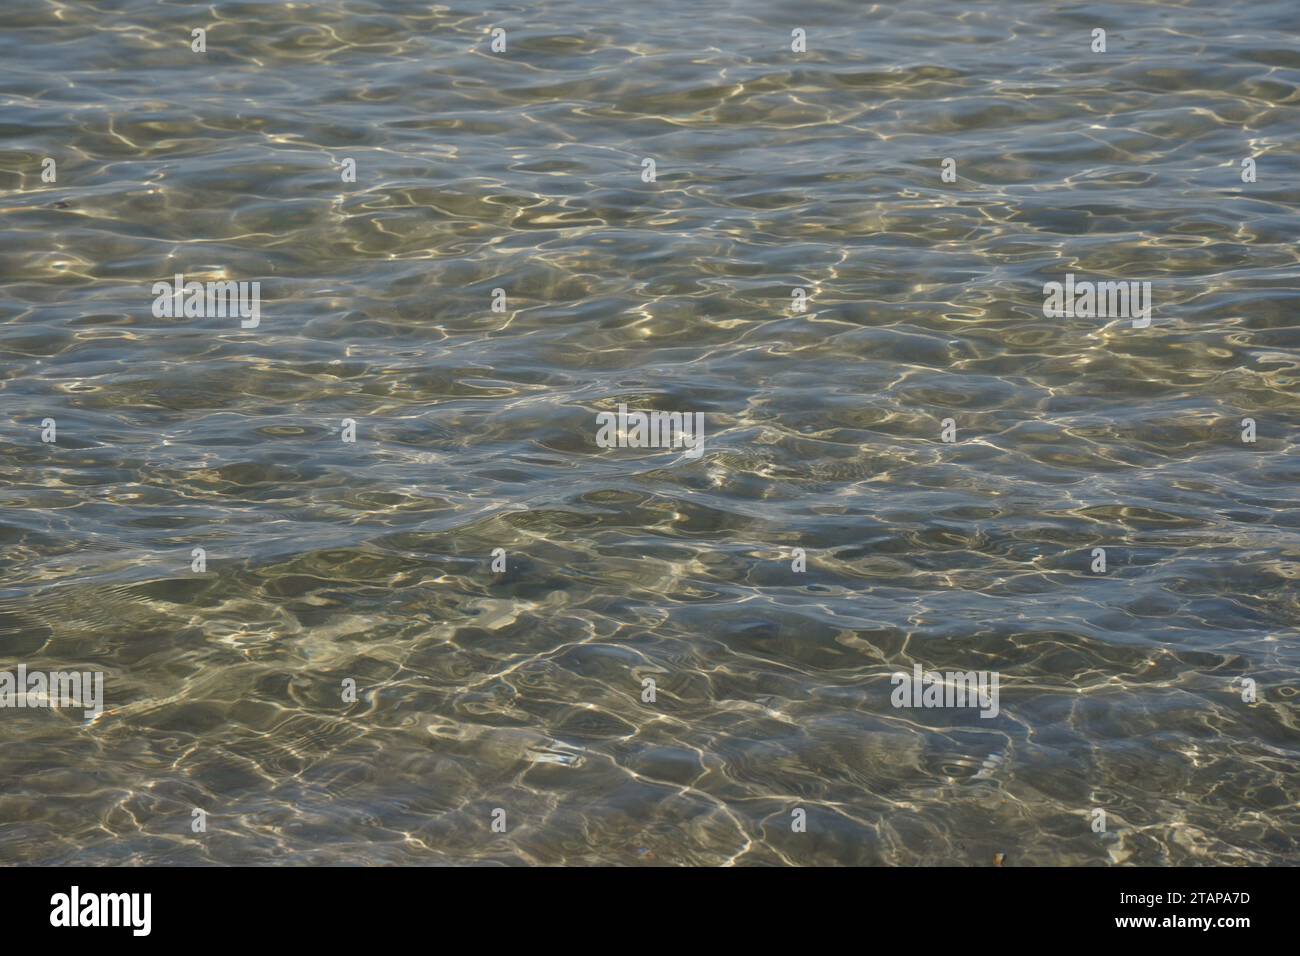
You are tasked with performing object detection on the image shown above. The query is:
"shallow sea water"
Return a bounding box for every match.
[1,0,1298,865]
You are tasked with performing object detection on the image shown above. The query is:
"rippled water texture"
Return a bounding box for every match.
[1,0,1298,865]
